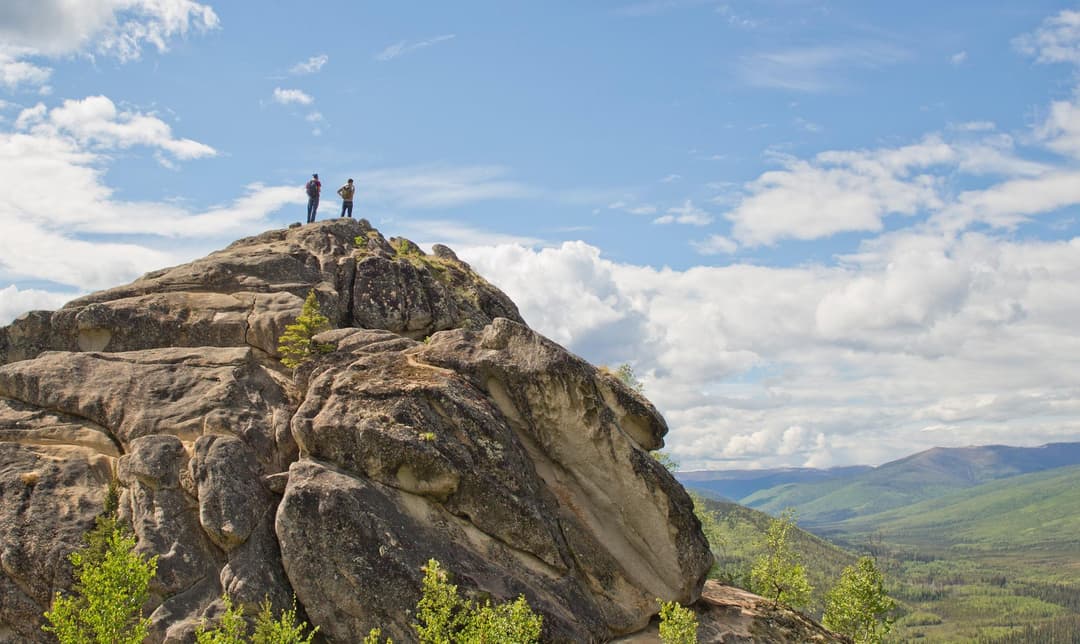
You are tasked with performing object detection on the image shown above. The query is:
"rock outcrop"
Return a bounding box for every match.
[0,219,713,643]
[613,581,852,643]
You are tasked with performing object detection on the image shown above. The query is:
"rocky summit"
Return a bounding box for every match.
[0,219,716,643]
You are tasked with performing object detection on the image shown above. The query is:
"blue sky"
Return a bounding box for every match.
[3,1,1080,469]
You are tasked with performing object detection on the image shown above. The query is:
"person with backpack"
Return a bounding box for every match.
[337,178,356,218]
[305,173,321,223]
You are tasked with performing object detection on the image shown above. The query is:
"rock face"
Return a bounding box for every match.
[613,581,852,643]
[0,219,712,643]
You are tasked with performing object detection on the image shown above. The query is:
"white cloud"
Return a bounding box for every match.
[1014,9,1080,65]
[462,232,1080,468]
[398,220,543,250]
[934,170,1080,232]
[0,285,75,324]
[359,165,539,208]
[952,120,995,132]
[305,111,324,123]
[654,200,713,225]
[1035,94,1080,158]
[609,201,658,215]
[692,234,737,255]
[660,174,682,183]
[16,95,216,160]
[375,34,456,62]
[737,43,909,92]
[0,49,53,91]
[272,88,314,106]
[290,54,328,75]
[950,50,968,65]
[0,0,218,61]
[724,137,952,245]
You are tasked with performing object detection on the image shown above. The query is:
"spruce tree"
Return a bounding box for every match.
[277,291,332,369]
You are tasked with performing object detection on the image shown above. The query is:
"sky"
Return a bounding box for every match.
[3,1,1080,470]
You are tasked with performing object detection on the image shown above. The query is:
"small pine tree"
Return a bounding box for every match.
[749,509,812,609]
[657,599,698,644]
[614,362,644,393]
[650,450,680,472]
[822,557,896,644]
[43,521,158,644]
[277,291,332,369]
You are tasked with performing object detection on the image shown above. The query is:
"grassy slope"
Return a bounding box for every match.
[741,444,1080,527]
[824,464,1080,550]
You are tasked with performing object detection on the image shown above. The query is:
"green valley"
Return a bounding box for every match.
[684,444,1080,642]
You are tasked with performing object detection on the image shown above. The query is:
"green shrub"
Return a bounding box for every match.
[195,595,247,644]
[196,595,318,644]
[657,599,698,644]
[252,597,318,644]
[43,519,158,644]
[277,290,333,369]
[413,558,542,644]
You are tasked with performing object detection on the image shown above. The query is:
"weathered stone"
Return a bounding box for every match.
[0,442,111,642]
[613,581,853,643]
[0,219,522,367]
[0,222,728,643]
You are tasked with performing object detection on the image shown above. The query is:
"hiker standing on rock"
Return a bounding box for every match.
[305,173,321,223]
[337,178,355,218]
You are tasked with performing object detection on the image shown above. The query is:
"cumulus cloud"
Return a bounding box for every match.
[0,49,53,91]
[0,108,302,304]
[0,285,76,324]
[723,137,952,245]
[272,88,314,106]
[1014,9,1080,64]
[0,0,219,60]
[375,35,455,62]
[16,95,216,160]
[461,233,1080,469]
[0,0,217,93]
[290,54,328,75]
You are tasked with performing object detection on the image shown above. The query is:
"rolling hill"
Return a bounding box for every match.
[731,442,1080,526]
[819,463,1080,551]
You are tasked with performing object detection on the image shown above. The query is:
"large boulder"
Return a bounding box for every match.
[0,222,711,643]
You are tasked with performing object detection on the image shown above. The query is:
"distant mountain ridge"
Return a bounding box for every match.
[677,466,871,501]
[680,442,1080,526]
[823,463,1080,548]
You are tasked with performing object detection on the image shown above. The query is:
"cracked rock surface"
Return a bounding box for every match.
[0,220,712,643]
